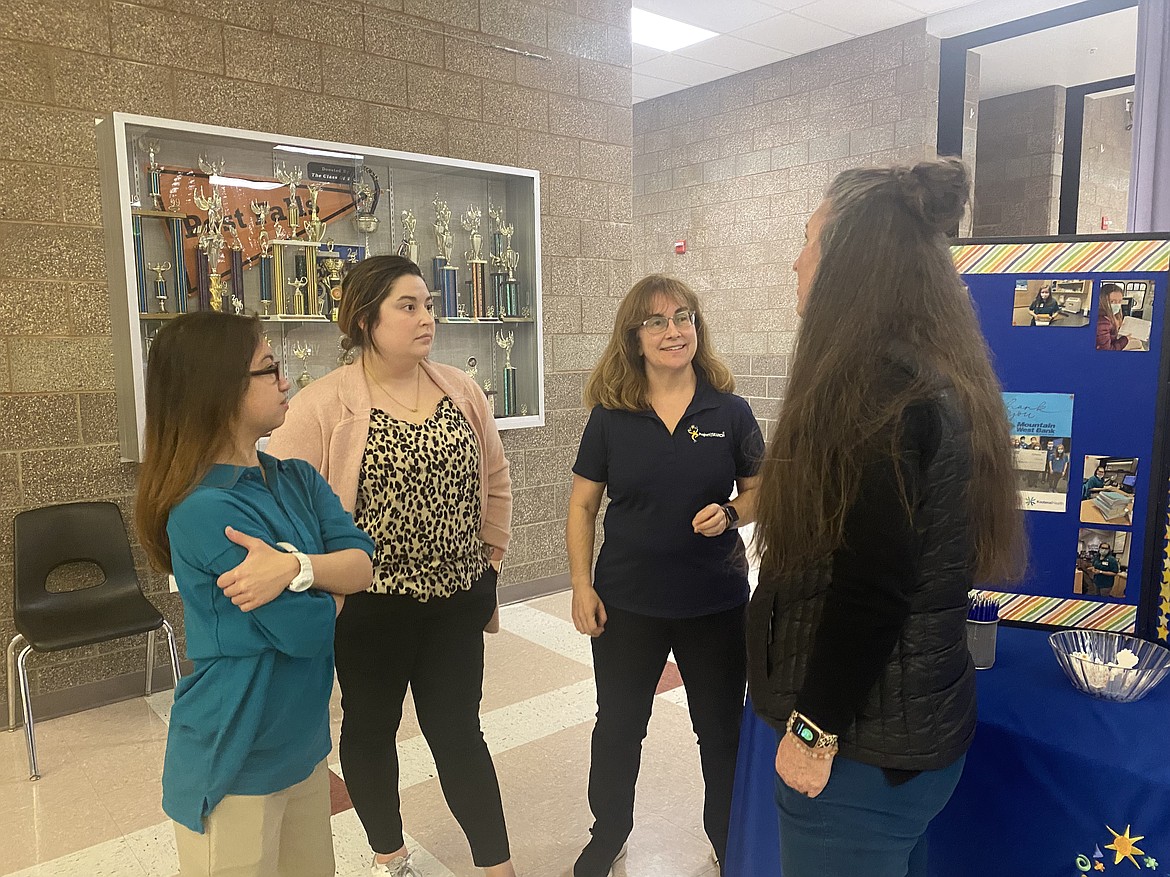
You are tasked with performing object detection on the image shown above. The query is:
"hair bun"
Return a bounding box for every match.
[896,158,970,232]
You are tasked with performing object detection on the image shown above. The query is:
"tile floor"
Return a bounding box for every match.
[1,591,727,876]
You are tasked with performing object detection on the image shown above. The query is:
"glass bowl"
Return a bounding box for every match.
[1049,629,1170,703]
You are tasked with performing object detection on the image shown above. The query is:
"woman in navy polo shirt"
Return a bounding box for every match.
[136,312,375,876]
[567,274,763,877]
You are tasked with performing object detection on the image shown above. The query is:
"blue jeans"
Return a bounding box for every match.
[773,750,966,877]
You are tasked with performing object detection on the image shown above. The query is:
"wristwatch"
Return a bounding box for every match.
[275,541,314,592]
[786,710,839,752]
[720,503,740,530]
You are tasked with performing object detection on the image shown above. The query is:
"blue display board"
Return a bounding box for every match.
[955,236,1170,635]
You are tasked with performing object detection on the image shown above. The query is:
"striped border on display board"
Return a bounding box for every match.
[951,238,1170,275]
[972,589,1137,633]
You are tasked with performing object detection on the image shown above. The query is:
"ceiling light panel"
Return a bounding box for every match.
[632,7,719,52]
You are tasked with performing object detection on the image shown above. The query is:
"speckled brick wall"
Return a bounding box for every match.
[0,0,632,716]
[631,21,942,441]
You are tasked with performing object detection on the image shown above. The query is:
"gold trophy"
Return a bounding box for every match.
[147,261,171,312]
[398,209,419,264]
[433,196,459,317]
[495,330,517,416]
[461,205,488,318]
[292,342,314,389]
[288,276,308,317]
[145,141,165,211]
[274,162,302,232]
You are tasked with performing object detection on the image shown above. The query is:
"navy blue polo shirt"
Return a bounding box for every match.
[573,376,764,618]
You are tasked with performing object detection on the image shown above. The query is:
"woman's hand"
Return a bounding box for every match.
[693,503,729,537]
[216,526,299,612]
[572,584,608,637]
[775,732,833,798]
[332,593,345,617]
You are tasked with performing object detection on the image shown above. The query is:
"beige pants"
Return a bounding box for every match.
[174,760,334,877]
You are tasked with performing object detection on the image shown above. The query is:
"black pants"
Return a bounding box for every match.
[333,569,510,868]
[586,602,747,864]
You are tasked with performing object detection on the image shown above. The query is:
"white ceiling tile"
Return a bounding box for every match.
[633,0,784,32]
[633,72,688,101]
[729,12,855,54]
[755,0,821,10]
[898,0,979,14]
[795,0,923,36]
[635,53,740,86]
[632,43,665,65]
[676,34,794,71]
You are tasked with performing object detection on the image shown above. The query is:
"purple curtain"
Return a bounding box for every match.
[1128,0,1170,232]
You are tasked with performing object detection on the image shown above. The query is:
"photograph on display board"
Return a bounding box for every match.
[1074,529,1132,599]
[1096,279,1155,351]
[1011,279,1093,327]
[1080,455,1138,526]
[1005,392,1074,512]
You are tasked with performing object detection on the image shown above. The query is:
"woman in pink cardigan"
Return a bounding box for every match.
[266,255,516,877]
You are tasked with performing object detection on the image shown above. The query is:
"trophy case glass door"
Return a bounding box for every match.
[97,113,544,462]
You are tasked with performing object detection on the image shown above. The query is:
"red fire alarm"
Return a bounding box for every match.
[674,240,687,255]
[1101,216,1113,230]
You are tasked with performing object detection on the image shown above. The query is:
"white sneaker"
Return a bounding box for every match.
[371,851,422,876]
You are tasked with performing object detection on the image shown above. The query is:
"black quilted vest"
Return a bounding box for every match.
[747,386,977,771]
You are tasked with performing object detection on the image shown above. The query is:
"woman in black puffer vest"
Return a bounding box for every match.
[748,158,1025,877]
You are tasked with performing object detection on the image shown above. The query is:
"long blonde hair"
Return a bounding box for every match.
[584,274,733,410]
[755,158,1025,585]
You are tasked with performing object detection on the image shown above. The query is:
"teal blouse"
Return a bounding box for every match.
[161,453,374,833]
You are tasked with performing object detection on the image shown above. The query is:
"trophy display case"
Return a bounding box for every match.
[96,112,544,462]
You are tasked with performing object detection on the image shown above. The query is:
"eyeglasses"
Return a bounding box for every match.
[641,311,696,334]
[249,361,282,381]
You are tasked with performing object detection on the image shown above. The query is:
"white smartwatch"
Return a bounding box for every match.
[275,541,314,592]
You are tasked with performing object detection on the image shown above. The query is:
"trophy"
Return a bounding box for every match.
[461,204,488,319]
[353,165,380,255]
[305,182,327,241]
[231,295,244,315]
[145,141,165,211]
[288,276,308,317]
[274,162,302,232]
[148,261,171,312]
[499,222,520,317]
[321,245,344,322]
[398,209,419,264]
[495,330,517,416]
[194,182,226,311]
[488,204,507,318]
[433,195,459,318]
[465,356,478,380]
[228,228,245,305]
[253,202,274,316]
[292,342,314,389]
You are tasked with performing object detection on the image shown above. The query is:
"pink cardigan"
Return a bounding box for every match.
[265,358,512,561]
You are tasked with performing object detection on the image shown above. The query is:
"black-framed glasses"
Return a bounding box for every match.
[249,361,282,380]
[641,311,696,334]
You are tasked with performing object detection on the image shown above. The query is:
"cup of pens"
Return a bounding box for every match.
[966,593,1000,670]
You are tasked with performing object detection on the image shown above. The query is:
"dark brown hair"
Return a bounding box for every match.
[584,274,734,410]
[337,255,425,359]
[755,158,1025,584]
[136,312,261,573]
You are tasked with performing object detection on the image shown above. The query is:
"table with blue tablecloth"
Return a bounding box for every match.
[725,625,1170,877]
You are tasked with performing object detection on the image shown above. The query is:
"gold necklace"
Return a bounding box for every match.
[364,362,421,412]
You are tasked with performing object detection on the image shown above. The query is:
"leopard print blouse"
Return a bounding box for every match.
[355,397,489,600]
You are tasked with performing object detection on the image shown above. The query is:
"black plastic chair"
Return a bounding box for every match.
[6,502,181,780]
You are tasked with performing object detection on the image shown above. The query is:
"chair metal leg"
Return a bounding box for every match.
[160,619,182,687]
[145,628,157,696]
[16,644,39,780]
[6,633,24,732]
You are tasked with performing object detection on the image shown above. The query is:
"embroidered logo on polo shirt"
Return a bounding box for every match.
[687,424,726,443]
